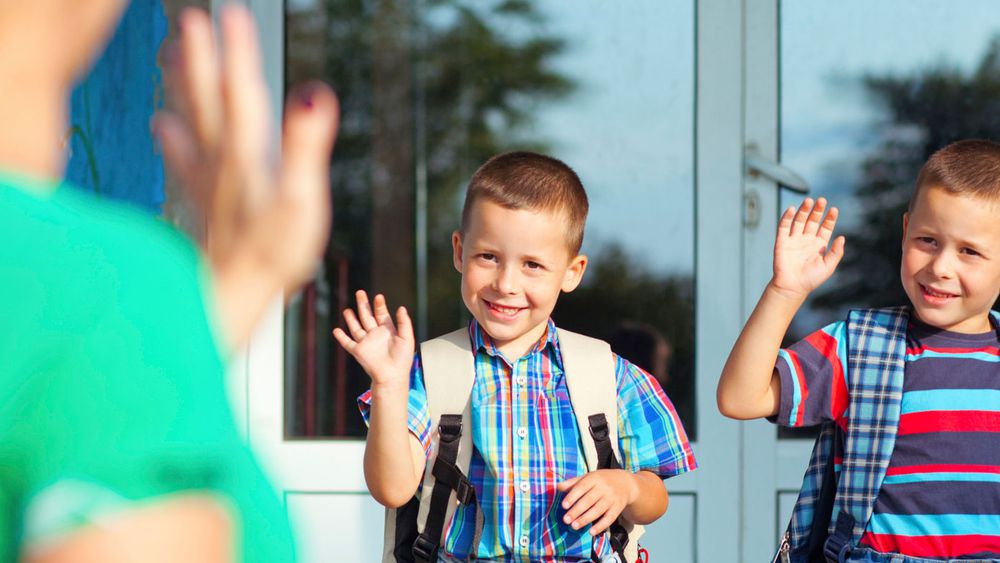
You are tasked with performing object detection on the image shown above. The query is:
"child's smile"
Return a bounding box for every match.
[484,299,526,320]
[918,283,958,305]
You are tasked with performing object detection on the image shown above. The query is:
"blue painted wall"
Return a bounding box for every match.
[66,0,168,213]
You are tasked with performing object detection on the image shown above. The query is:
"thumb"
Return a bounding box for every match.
[396,306,415,344]
[824,235,846,272]
[280,81,339,209]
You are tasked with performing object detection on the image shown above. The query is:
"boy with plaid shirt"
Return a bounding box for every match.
[335,151,696,562]
[718,140,1000,562]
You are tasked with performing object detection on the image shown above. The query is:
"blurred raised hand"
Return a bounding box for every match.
[155,4,339,350]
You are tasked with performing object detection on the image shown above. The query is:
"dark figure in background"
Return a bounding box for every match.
[609,321,672,390]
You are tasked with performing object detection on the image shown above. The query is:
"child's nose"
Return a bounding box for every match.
[494,265,520,294]
[928,251,956,278]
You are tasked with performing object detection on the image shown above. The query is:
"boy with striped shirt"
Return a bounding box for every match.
[718,139,1000,562]
[335,151,696,562]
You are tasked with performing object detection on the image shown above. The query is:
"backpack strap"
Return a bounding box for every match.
[558,329,645,563]
[406,328,483,563]
[830,307,909,546]
[780,307,909,562]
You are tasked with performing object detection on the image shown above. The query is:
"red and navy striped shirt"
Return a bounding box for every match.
[776,315,1000,559]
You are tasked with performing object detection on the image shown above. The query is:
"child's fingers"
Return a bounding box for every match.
[556,476,580,492]
[565,493,608,530]
[331,327,356,352]
[791,198,814,235]
[560,475,595,510]
[355,290,379,331]
[396,307,415,343]
[803,197,827,236]
[589,510,620,536]
[372,294,394,327]
[342,308,366,341]
[776,206,795,241]
[817,206,839,242]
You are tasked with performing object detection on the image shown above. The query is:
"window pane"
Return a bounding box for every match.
[779,0,1000,437]
[284,0,696,439]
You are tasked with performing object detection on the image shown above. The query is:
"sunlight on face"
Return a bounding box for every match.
[452,200,587,360]
[901,186,1000,333]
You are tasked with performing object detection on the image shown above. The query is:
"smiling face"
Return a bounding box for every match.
[453,199,587,359]
[901,186,1000,333]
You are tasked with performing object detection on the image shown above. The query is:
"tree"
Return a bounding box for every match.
[284,0,574,436]
[813,36,1000,313]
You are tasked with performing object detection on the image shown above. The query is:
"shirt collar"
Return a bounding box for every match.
[468,318,561,363]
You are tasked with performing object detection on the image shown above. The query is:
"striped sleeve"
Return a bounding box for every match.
[357,353,433,457]
[614,355,697,478]
[775,321,849,429]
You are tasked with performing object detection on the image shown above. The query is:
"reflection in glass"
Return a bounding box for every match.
[285,0,696,439]
[779,0,1000,437]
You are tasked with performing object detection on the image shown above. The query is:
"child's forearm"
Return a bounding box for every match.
[363,380,424,508]
[621,470,668,525]
[717,282,806,419]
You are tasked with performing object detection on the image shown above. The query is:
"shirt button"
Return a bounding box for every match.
[517,427,527,439]
[519,536,529,548]
[519,481,529,493]
[516,375,527,386]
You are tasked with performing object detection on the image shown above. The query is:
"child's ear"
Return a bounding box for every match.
[901,213,909,245]
[561,254,588,293]
[451,231,464,273]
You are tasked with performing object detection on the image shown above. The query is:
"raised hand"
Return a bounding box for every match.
[333,291,415,387]
[154,5,339,350]
[771,197,845,300]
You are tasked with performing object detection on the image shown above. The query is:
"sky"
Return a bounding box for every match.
[521,0,695,276]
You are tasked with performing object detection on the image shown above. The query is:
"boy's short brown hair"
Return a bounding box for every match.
[911,139,1000,209]
[460,151,589,254]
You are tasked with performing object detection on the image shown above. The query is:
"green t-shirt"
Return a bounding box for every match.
[0,171,295,561]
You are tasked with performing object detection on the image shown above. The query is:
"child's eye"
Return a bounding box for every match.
[916,236,937,246]
[961,247,982,257]
[477,253,497,262]
[525,261,544,270]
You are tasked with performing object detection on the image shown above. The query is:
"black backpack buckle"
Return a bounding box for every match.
[437,414,463,443]
[588,414,610,441]
[412,533,437,562]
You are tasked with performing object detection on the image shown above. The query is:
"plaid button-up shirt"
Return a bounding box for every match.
[359,318,696,562]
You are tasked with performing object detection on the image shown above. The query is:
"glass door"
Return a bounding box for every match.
[245,0,750,561]
[742,1,1000,560]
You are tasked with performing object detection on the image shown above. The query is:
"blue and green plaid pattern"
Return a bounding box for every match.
[783,307,910,556]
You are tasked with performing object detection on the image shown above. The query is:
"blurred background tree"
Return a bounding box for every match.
[813,36,1000,314]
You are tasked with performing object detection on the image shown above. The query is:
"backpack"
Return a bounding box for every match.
[775,307,1000,563]
[382,327,645,563]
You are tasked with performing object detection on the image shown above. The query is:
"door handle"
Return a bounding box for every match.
[744,143,809,195]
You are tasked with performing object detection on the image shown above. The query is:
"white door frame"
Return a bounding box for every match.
[742,0,816,560]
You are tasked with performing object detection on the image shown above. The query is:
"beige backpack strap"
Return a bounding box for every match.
[382,328,478,563]
[416,328,481,561]
[558,328,645,563]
